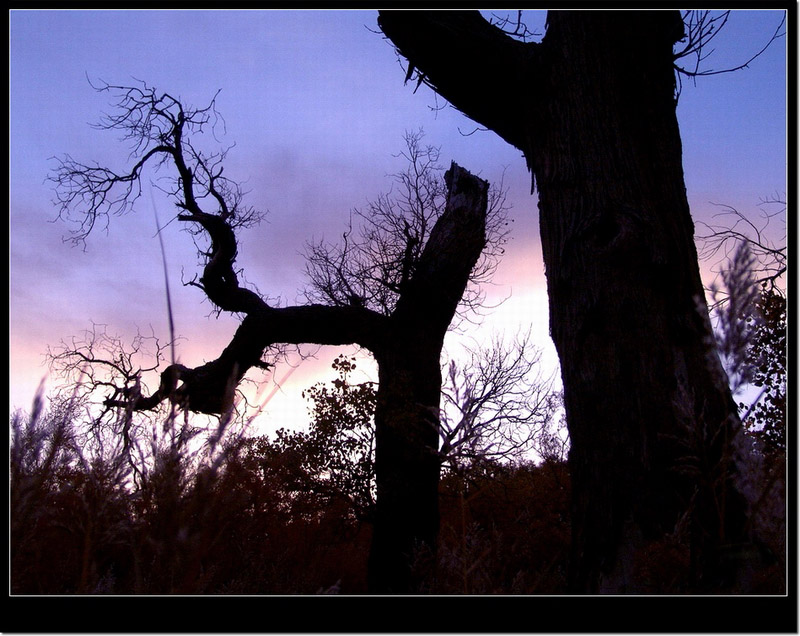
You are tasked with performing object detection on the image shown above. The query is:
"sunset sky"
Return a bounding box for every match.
[9,9,787,436]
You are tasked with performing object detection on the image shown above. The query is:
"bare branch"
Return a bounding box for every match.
[697,197,786,300]
[377,11,535,151]
[674,10,785,95]
[487,10,541,43]
[48,78,266,248]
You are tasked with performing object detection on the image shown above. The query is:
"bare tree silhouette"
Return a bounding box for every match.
[49,80,503,591]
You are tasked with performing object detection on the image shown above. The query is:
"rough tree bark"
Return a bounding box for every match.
[378,10,762,592]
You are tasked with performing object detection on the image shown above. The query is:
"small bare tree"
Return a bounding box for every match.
[304,129,510,318]
[438,331,562,470]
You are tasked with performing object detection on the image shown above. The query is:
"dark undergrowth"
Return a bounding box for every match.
[9,394,784,595]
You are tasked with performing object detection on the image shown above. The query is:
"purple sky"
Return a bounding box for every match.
[9,10,787,434]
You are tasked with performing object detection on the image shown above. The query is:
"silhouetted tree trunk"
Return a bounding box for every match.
[368,167,489,591]
[369,343,442,592]
[379,10,760,592]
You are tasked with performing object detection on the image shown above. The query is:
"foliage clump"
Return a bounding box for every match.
[739,287,786,457]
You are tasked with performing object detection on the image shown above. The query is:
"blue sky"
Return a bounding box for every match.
[9,9,787,432]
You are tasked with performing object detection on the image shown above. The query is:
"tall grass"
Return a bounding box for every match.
[9,382,372,594]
